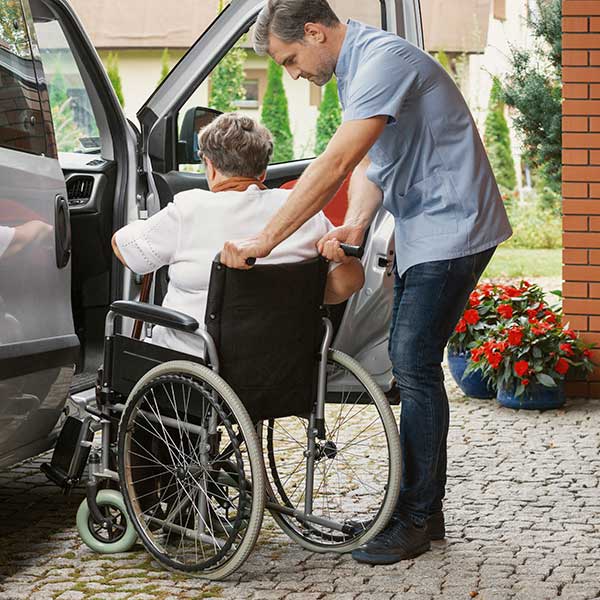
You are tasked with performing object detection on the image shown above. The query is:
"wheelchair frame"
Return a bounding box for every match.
[44,298,400,578]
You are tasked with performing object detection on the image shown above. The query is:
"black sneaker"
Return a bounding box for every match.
[351,517,431,565]
[427,510,445,541]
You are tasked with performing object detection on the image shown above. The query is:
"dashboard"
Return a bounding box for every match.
[58,152,115,214]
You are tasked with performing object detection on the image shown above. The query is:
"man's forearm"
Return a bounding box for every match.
[344,157,383,232]
[262,150,349,249]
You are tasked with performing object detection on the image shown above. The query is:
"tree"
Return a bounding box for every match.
[208,47,246,112]
[261,59,294,162]
[315,78,341,155]
[106,52,125,108]
[208,0,246,113]
[158,48,170,85]
[484,78,517,191]
[500,0,561,195]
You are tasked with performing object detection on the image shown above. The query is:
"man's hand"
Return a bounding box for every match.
[220,235,274,269]
[317,224,365,263]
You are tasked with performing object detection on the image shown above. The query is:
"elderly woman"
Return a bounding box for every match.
[112,112,364,357]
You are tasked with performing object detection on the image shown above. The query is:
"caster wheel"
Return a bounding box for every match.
[76,489,137,553]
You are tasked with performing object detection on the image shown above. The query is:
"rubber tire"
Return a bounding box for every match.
[266,349,402,553]
[76,489,138,553]
[118,360,265,581]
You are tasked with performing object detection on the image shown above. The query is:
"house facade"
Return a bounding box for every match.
[64,0,531,166]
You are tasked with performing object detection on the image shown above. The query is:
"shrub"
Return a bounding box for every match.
[106,52,125,108]
[261,59,294,162]
[315,77,341,155]
[48,66,84,152]
[158,48,170,85]
[500,0,561,194]
[503,197,562,249]
[208,46,246,113]
[485,79,517,191]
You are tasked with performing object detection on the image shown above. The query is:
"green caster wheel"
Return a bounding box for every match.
[76,489,137,553]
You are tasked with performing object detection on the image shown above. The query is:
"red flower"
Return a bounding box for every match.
[464,309,480,325]
[469,292,481,307]
[527,308,539,322]
[455,319,467,333]
[471,347,484,363]
[560,343,574,356]
[564,329,576,340]
[488,352,503,369]
[584,348,592,358]
[479,283,494,298]
[520,281,531,289]
[544,311,557,324]
[508,327,524,346]
[514,360,530,377]
[522,378,530,386]
[497,304,513,319]
[554,358,569,376]
[505,286,521,298]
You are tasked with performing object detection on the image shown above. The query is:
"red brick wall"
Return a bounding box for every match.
[563,0,600,397]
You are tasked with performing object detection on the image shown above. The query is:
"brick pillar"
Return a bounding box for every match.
[563,0,600,398]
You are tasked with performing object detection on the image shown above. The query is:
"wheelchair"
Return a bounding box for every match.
[43,254,401,580]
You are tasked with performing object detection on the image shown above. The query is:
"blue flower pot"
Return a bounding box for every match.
[497,381,565,410]
[447,351,496,399]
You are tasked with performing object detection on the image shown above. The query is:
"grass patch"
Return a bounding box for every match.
[482,248,562,280]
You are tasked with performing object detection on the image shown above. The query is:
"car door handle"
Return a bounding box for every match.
[55,194,72,269]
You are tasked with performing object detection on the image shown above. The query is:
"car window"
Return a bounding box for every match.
[0,0,47,155]
[34,19,101,154]
[176,0,384,172]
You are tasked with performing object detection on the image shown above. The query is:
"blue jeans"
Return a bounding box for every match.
[388,247,495,524]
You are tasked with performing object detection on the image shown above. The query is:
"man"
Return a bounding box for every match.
[220,0,512,564]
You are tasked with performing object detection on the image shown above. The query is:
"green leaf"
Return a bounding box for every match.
[536,373,557,387]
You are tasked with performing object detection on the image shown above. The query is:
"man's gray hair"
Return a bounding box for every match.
[199,113,273,178]
[253,0,341,56]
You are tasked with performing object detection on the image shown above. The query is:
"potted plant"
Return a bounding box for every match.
[448,281,547,398]
[464,291,595,410]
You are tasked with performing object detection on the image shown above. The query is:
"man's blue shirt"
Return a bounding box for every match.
[335,20,512,276]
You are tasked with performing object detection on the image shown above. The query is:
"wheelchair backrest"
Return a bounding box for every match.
[205,257,329,420]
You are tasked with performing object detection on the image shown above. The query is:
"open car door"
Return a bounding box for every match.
[135,0,424,390]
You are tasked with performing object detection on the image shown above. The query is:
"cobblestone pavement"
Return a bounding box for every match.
[1,366,599,600]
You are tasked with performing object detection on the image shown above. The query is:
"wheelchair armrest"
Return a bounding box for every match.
[110,301,200,333]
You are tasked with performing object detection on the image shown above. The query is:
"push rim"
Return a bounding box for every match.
[119,369,258,575]
[264,350,400,551]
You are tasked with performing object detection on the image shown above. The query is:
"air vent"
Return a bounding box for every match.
[66,176,94,205]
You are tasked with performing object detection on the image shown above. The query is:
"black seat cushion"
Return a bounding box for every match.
[205,258,328,420]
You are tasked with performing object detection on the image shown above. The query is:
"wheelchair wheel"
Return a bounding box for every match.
[117,361,265,580]
[76,489,137,553]
[264,349,401,553]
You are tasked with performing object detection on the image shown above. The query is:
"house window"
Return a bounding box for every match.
[494,0,506,20]
[235,78,259,109]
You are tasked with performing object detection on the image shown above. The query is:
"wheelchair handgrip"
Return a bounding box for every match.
[340,243,364,259]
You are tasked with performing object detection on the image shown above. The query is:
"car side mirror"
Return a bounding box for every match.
[178,107,222,164]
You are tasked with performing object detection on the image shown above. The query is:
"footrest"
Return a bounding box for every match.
[40,416,93,493]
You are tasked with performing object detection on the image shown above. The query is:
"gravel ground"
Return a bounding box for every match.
[1,355,599,600]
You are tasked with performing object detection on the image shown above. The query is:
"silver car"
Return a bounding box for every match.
[0,0,424,468]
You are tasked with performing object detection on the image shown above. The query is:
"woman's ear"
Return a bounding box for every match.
[204,157,216,183]
[258,170,267,183]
